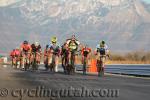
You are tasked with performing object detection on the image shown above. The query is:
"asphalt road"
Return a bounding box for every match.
[0,65,150,100]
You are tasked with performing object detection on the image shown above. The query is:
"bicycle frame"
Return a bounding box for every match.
[50,53,56,72]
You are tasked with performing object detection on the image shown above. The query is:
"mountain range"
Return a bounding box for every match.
[0,0,150,55]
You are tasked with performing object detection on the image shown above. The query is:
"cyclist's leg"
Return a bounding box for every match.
[48,54,52,66]
[102,57,106,75]
[36,52,38,64]
[37,52,41,64]
[96,59,101,76]
[30,53,33,65]
[68,51,71,64]
[62,55,65,68]
[55,55,59,72]
[22,55,25,69]
[12,57,15,68]
[11,57,13,67]
[72,52,76,73]
[16,56,19,69]
[83,57,86,74]
[82,56,84,64]
[62,55,67,73]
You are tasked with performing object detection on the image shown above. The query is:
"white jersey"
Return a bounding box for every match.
[96,44,108,51]
[66,39,80,45]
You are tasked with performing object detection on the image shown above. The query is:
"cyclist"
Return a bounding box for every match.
[14,47,21,68]
[10,49,16,67]
[95,40,109,76]
[20,40,32,54]
[20,40,32,69]
[81,45,92,64]
[31,42,42,65]
[61,42,70,73]
[14,47,21,58]
[66,35,81,63]
[48,37,60,72]
[66,35,80,48]
[95,40,109,56]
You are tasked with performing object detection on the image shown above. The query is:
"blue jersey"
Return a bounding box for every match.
[48,43,60,53]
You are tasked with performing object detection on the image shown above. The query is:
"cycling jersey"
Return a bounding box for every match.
[66,39,80,45]
[10,50,15,57]
[96,44,108,50]
[49,43,60,55]
[61,45,69,56]
[81,48,91,57]
[66,39,80,51]
[21,44,31,52]
[31,44,41,53]
[14,49,21,56]
[96,44,108,55]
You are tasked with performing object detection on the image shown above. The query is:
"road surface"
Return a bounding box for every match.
[0,65,150,100]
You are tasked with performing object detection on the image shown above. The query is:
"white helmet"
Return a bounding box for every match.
[35,42,39,47]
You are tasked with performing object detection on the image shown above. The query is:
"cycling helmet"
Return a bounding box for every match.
[100,40,105,45]
[72,34,76,38]
[23,40,28,44]
[35,42,39,47]
[71,35,75,41]
[51,36,57,43]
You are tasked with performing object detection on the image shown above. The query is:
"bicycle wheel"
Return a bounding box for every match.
[83,57,87,75]
[98,57,105,77]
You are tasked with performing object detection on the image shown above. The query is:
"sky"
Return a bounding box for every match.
[142,0,150,3]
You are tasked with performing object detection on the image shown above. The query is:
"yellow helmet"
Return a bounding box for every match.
[51,36,57,43]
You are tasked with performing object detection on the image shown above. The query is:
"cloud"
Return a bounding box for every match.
[0,0,21,7]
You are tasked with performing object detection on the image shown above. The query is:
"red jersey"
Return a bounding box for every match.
[20,44,31,52]
[81,48,91,57]
[10,50,15,57]
[14,49,21,56]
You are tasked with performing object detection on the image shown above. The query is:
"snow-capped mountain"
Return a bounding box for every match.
[0,0,21,7]
[0,0,150,55]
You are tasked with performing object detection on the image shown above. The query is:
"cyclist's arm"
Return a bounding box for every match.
[20,45,23,52]
[94,44,100,55]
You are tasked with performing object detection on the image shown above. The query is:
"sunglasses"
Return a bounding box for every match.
[52,42,56,44]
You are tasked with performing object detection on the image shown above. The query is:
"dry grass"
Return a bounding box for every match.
[75,51,150,64]
[109,51,150,64]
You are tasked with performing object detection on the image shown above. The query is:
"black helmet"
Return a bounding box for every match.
[23,40,28,44]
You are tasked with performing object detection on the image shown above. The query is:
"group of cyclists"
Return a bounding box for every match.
[10,35,109,76]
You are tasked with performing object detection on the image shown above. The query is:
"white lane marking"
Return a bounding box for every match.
[106,73,150,80]
[106,64,150,66]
